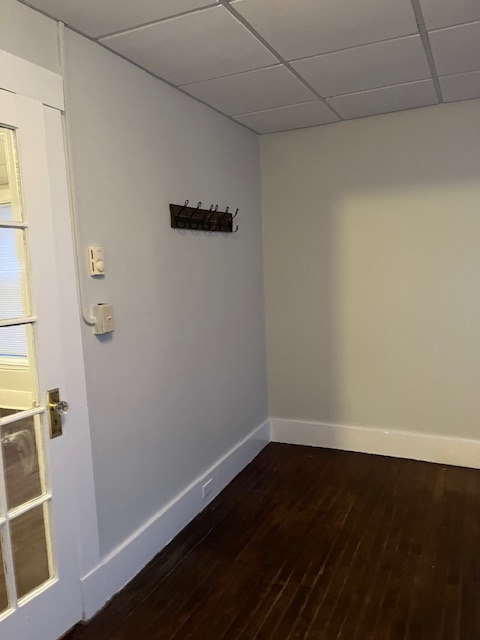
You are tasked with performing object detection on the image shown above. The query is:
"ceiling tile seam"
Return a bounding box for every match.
[322,101,445,125]
[288,33,422,65]
[255,123,339,135]
[438,70,480,78]
[178,63,285,89]
[410,0,443,103]
[96,3,219,40]
[231,75,439,118]
[250,120,351,136]
[316,73,434,100]
[428,18,480,34]
[217,0,344,121]
[240,103,445,134]
[231,99,320,118]
[324,78,438,101]
[233,99,335,119]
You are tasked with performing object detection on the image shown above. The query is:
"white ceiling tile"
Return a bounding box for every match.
[234,101,339,133]
[328,80,438,119]
[23,0,217,38]
[231,0,418,61]
[429,22,480,76]
[101,6,277,85]
[440,70,480,102]
[180,65,316,115]
[292,35,431,98]
[419,0,480,31]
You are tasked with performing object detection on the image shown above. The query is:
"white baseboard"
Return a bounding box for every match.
[271,418,480,470]
[80,419,270,619]
[80,416,479,619]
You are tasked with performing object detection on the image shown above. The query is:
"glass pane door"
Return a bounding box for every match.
[0,127,54,617]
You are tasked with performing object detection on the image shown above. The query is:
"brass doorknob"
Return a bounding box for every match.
[49,400,69,415]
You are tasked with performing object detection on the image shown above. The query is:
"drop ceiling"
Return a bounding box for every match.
[21,0,480,134]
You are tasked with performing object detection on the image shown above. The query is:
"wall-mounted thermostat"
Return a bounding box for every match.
[92,304,114,335]
[88,246,105,276]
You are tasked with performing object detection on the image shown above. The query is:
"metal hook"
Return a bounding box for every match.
[189,201,202,229]
[220,207,231,229]
[176,200,189,228]
[201,204,214,231]
[217,207,232,232]
[205,205,218,231]
[232,208,239,232]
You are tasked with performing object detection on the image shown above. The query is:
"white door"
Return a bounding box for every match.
[0,89,82,639]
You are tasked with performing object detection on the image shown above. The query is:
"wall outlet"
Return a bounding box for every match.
[202,478,214,499]
[92,303,115,335]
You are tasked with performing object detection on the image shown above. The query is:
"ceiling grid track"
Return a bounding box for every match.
[94,3,219,40]
[19,0,480,133]
[218,0,344,121]
[410,0,444,102]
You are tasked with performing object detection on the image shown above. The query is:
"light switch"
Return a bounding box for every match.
[88,246,105,276]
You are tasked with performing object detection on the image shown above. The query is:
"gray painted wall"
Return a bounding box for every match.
[63,30,268,556]
[262,101,480,440]
[0,0,59,72]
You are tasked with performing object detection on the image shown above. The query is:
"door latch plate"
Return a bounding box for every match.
[47,388,63,438]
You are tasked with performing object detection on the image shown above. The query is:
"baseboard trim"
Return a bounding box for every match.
[271,418,480,470]
[81,419,270,619]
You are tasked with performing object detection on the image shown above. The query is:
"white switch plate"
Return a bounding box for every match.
[88,245,105,276]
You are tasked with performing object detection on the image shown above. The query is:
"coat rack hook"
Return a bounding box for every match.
[177,200,189,228]
[169,202,239,233]
[189,201,202,229]
[205,205,216,230]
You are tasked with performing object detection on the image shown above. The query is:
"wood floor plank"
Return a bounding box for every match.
[64,444,480,640]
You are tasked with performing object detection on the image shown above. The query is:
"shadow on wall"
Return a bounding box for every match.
[263,103,480,442]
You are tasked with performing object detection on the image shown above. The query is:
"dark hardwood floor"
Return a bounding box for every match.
[64,443,480,640]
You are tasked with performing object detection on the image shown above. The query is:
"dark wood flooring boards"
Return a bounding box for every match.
[64,444,480,640]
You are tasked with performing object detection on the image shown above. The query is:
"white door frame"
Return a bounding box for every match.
[0,49,101,619]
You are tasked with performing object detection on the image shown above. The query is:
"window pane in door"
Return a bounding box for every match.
[0,325,36,410]
[0,204,13,222]
[10,505,51,599]
[0,227,30,320]
[1,415,44,510]
[0,535,8,613]
[0,128,22,222]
